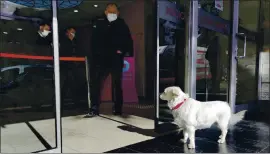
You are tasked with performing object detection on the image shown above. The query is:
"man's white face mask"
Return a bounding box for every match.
[70,32,75,38]
[107,13,118,22]
[39,30,51,38]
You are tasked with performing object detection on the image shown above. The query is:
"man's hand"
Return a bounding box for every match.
[117,50,122,54]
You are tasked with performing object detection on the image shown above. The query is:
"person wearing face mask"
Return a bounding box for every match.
[59,27,81,106]
[35,22,52,47]
[86,3,133,117]
[59,27,77,56]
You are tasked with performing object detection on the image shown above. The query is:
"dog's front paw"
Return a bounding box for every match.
[188,143,195,149]
[180,139,187,143]
[218,139,225,144]
[219,135,222,138]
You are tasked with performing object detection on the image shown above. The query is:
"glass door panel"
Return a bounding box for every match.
[156,0,187,132]
[0,1,57,153]
[196,0,231,102]
[236,0,260,106]
[236,40,257,105]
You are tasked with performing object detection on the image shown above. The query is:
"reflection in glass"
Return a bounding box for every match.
[196,0,230,102]
[158,0,186,125]
[0,1,56,152]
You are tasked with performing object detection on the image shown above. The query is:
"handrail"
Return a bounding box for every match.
[0,52,85,61]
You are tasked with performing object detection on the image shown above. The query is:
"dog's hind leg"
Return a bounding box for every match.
[181,128,189,143]
[217,118,229,144]
[218,129,227,144]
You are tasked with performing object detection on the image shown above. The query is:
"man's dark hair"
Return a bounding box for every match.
[65,27,75,32]
[106,3,119,9]
[39,20,51,27]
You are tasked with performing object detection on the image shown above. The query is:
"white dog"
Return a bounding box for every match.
[160,86,246,149]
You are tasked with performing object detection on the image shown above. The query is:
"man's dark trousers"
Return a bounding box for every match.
[89,55,124,114]
[60,64,80,105]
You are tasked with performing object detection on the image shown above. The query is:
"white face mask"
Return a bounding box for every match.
[107,13,118,22]
[39,30,50,37]
[70,32,75,37]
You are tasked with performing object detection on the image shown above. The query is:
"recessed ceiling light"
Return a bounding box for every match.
[93,4,98,7]
[74,9,78,12]
[17,28,23,31]
[3,32,8,34]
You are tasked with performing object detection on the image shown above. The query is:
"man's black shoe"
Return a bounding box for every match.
[84,111,99,118]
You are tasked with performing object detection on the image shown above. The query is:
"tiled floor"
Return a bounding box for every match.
[1,102,270,153]
[1,114,155,153]
[106,120,270,153]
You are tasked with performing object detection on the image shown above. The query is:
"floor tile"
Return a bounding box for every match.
[1,123,47,153]
[1,114,153,153]
[0,144,16,153]
[62,146,83,153]
[29,120,56,147]
[100,114,154,129]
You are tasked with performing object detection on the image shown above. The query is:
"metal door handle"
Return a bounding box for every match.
[236,33,246,59]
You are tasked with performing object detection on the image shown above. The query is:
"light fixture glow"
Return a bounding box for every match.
[74,9,78,12]
[94,4,98,7]
[17,28,23,31]
[3,32,8,34]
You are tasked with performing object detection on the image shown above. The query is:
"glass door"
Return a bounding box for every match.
[196,0,259,113]
[235,1,261,108]
[196,0,231,103]
[195,0,249,113]
[0,0,61,153]
[155,0,188,132]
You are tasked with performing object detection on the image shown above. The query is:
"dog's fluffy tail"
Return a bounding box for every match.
[229,110,247,127]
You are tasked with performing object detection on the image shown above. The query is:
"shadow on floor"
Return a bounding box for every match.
[117,125,158,137]
[0,102,154,126]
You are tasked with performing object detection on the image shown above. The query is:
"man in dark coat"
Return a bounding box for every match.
[59,27,80,105]
[35,22,52,47]
[87,3,133,117]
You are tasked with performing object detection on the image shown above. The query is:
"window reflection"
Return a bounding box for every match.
[1,1,56,152]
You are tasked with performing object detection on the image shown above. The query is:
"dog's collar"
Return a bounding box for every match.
[172,98,187,110]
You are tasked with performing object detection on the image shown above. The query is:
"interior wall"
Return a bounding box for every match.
[120,0,145,97]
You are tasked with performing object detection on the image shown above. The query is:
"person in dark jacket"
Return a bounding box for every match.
[86,3,133,117]
[59,27,80,105]
[36,22,52,47]
[205,35,221,94]
[59,27,77,56]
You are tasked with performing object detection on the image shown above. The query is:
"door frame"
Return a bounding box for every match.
[50,0,62,152]
[154,0,198,129]
[155,0,159,128]
[228,0,239,113]
[39,0,62,153]
[187,0,198,99]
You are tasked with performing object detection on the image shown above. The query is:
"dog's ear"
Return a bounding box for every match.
[171,88,181,97]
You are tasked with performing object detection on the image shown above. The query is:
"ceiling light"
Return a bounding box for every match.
[74,9,78,12]
[93,4,98,7]
[17,28,23,31]
[3,32,8,34]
